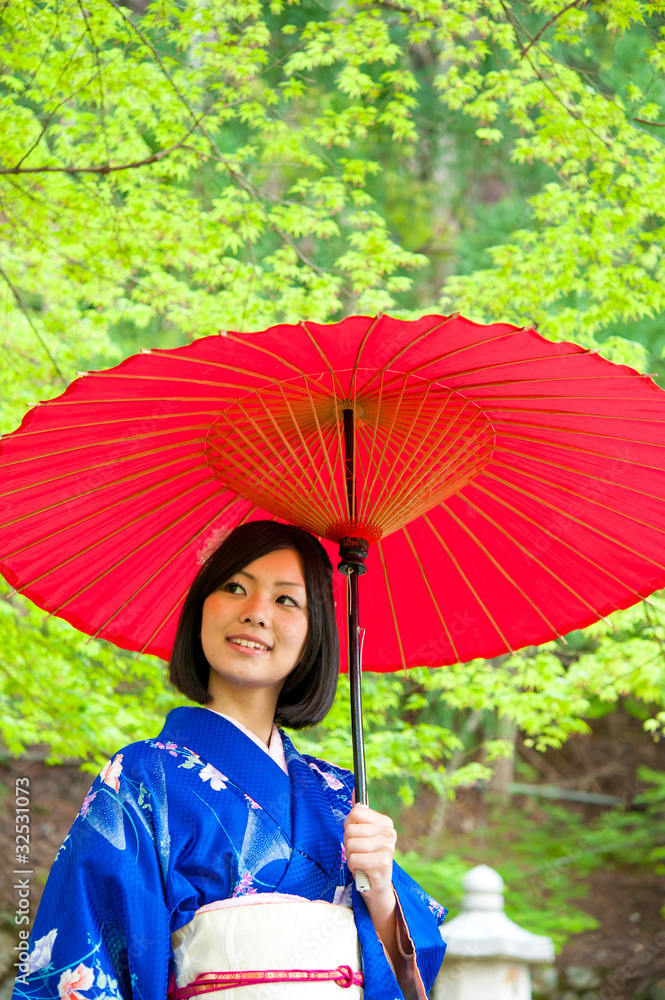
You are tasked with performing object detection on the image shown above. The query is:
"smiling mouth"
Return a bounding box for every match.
[226,637,271,651]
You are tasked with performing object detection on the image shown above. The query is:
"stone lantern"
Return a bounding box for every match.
[432,864,555,1000]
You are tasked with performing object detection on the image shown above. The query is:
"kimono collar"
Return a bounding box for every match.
[158,707,292,839]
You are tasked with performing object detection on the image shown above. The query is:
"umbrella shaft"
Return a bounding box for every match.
[348,569,367,805]
[343,407,356,519]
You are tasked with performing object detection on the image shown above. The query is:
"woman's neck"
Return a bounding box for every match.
[206,683,277,746]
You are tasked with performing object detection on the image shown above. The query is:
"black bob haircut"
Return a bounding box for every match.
[169,520,339,729]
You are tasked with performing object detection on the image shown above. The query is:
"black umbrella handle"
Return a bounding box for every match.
[348,567,370,893]
[339,407,371,893]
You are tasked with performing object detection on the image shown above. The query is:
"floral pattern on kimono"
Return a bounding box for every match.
[13,707,446,1000]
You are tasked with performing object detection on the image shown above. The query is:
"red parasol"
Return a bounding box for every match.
[2,313,665,804]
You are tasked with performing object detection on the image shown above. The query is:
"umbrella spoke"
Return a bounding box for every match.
[352,315,383,378]
[0,442,203,501]
[481,468,665,570]
[491,457,665,537]
[470,479,655,607]
[496,423,665,455]
[440,500,564,637]
[452,492,607,627]
[300,322,348,401]
[422,513,514,653]
[402,525,461,663]
[0,426,209,470]
[207,404,328,531]
[0,463,201,553]
[96,502,258,645]
[490,448,665,505]
[376,539,407,672]
[12,479,223,605]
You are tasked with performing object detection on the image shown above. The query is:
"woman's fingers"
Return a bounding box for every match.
[343,804,396,895]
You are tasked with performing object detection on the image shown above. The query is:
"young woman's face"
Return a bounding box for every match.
[202,547,309,703]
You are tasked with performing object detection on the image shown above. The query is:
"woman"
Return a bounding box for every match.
[14,522,446,1000]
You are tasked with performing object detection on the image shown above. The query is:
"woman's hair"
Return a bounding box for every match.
[169,520,339,728]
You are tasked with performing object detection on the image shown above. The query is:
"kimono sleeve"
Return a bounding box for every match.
[352,857,447,1000]
[13,747,171,1000]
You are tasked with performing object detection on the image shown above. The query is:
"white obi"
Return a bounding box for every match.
[172,894,363,999]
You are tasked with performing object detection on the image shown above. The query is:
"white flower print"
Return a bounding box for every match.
[198,762,227,791]
[29,928,57,972]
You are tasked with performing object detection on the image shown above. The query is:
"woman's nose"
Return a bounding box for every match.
[240,594,270,627]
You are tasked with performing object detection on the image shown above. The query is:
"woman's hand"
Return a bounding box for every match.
[343,802,397,902]
[344,803,403,976]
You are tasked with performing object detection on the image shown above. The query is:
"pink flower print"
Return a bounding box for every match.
[80,790,97,818]
[99,754,123,793]
[244,794,261,810]
[199,762,227,791]
[166,742,178,755]
[340,840,346,864]
[308,761,344,790]
[321,770,344,791]
[155,742,165,749]
[232,871,257,897]
[58,963,94,1000]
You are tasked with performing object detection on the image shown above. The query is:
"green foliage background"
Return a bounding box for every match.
[1,0,665,948]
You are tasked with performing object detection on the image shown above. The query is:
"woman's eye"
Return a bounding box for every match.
[225,581,244,594]
[277,595,298,607]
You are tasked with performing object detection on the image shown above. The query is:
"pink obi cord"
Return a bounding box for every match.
[168,966,364,996]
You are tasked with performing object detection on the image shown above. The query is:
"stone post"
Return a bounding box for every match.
[432,864,555,1000]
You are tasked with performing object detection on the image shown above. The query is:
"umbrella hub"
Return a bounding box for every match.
[337,535,369,576]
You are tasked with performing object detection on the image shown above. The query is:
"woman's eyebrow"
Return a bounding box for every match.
[237,569,305,588]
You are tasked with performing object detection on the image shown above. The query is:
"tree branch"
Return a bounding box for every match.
[633,117,665,127]
[520,0,586,61]
[0,265,67,384]
[0,116,205,175]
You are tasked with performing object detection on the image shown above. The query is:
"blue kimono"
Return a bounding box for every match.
[13,708,446,1000]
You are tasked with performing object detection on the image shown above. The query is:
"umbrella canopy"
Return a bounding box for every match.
[2,313,665,670]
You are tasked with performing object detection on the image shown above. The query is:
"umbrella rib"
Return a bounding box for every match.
[491,457,665,537]
[326,386,352,521]
[0,441,203,500]
[491,448,665,506]
[496,421,665,452]
[373,398,486,527]
[299,322,348,401]
[481,468,665,570]
[497,433,665,473]
[273,383,343,522]
[352,314,383,381]
[442,499,564,637]
[104,503,258,648]
[376,539,407,671]
[422,512,515,653]
[470,479,657,605]
[361,332,577,392]
[209,408,325,528]
[361,315,459,392]
[453,492,607,627]
[475,399,665,419]
[242,390,341,527]
[150,335,317,383]
[402,525,461,663]
[0,426,210,470]
[12,479,221,604]
[0,463,202,553]
[4,408,234,437]
[365,383,436,518]
[358,370,386,524]
[362,375,410,508]
[400,346,586,383]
